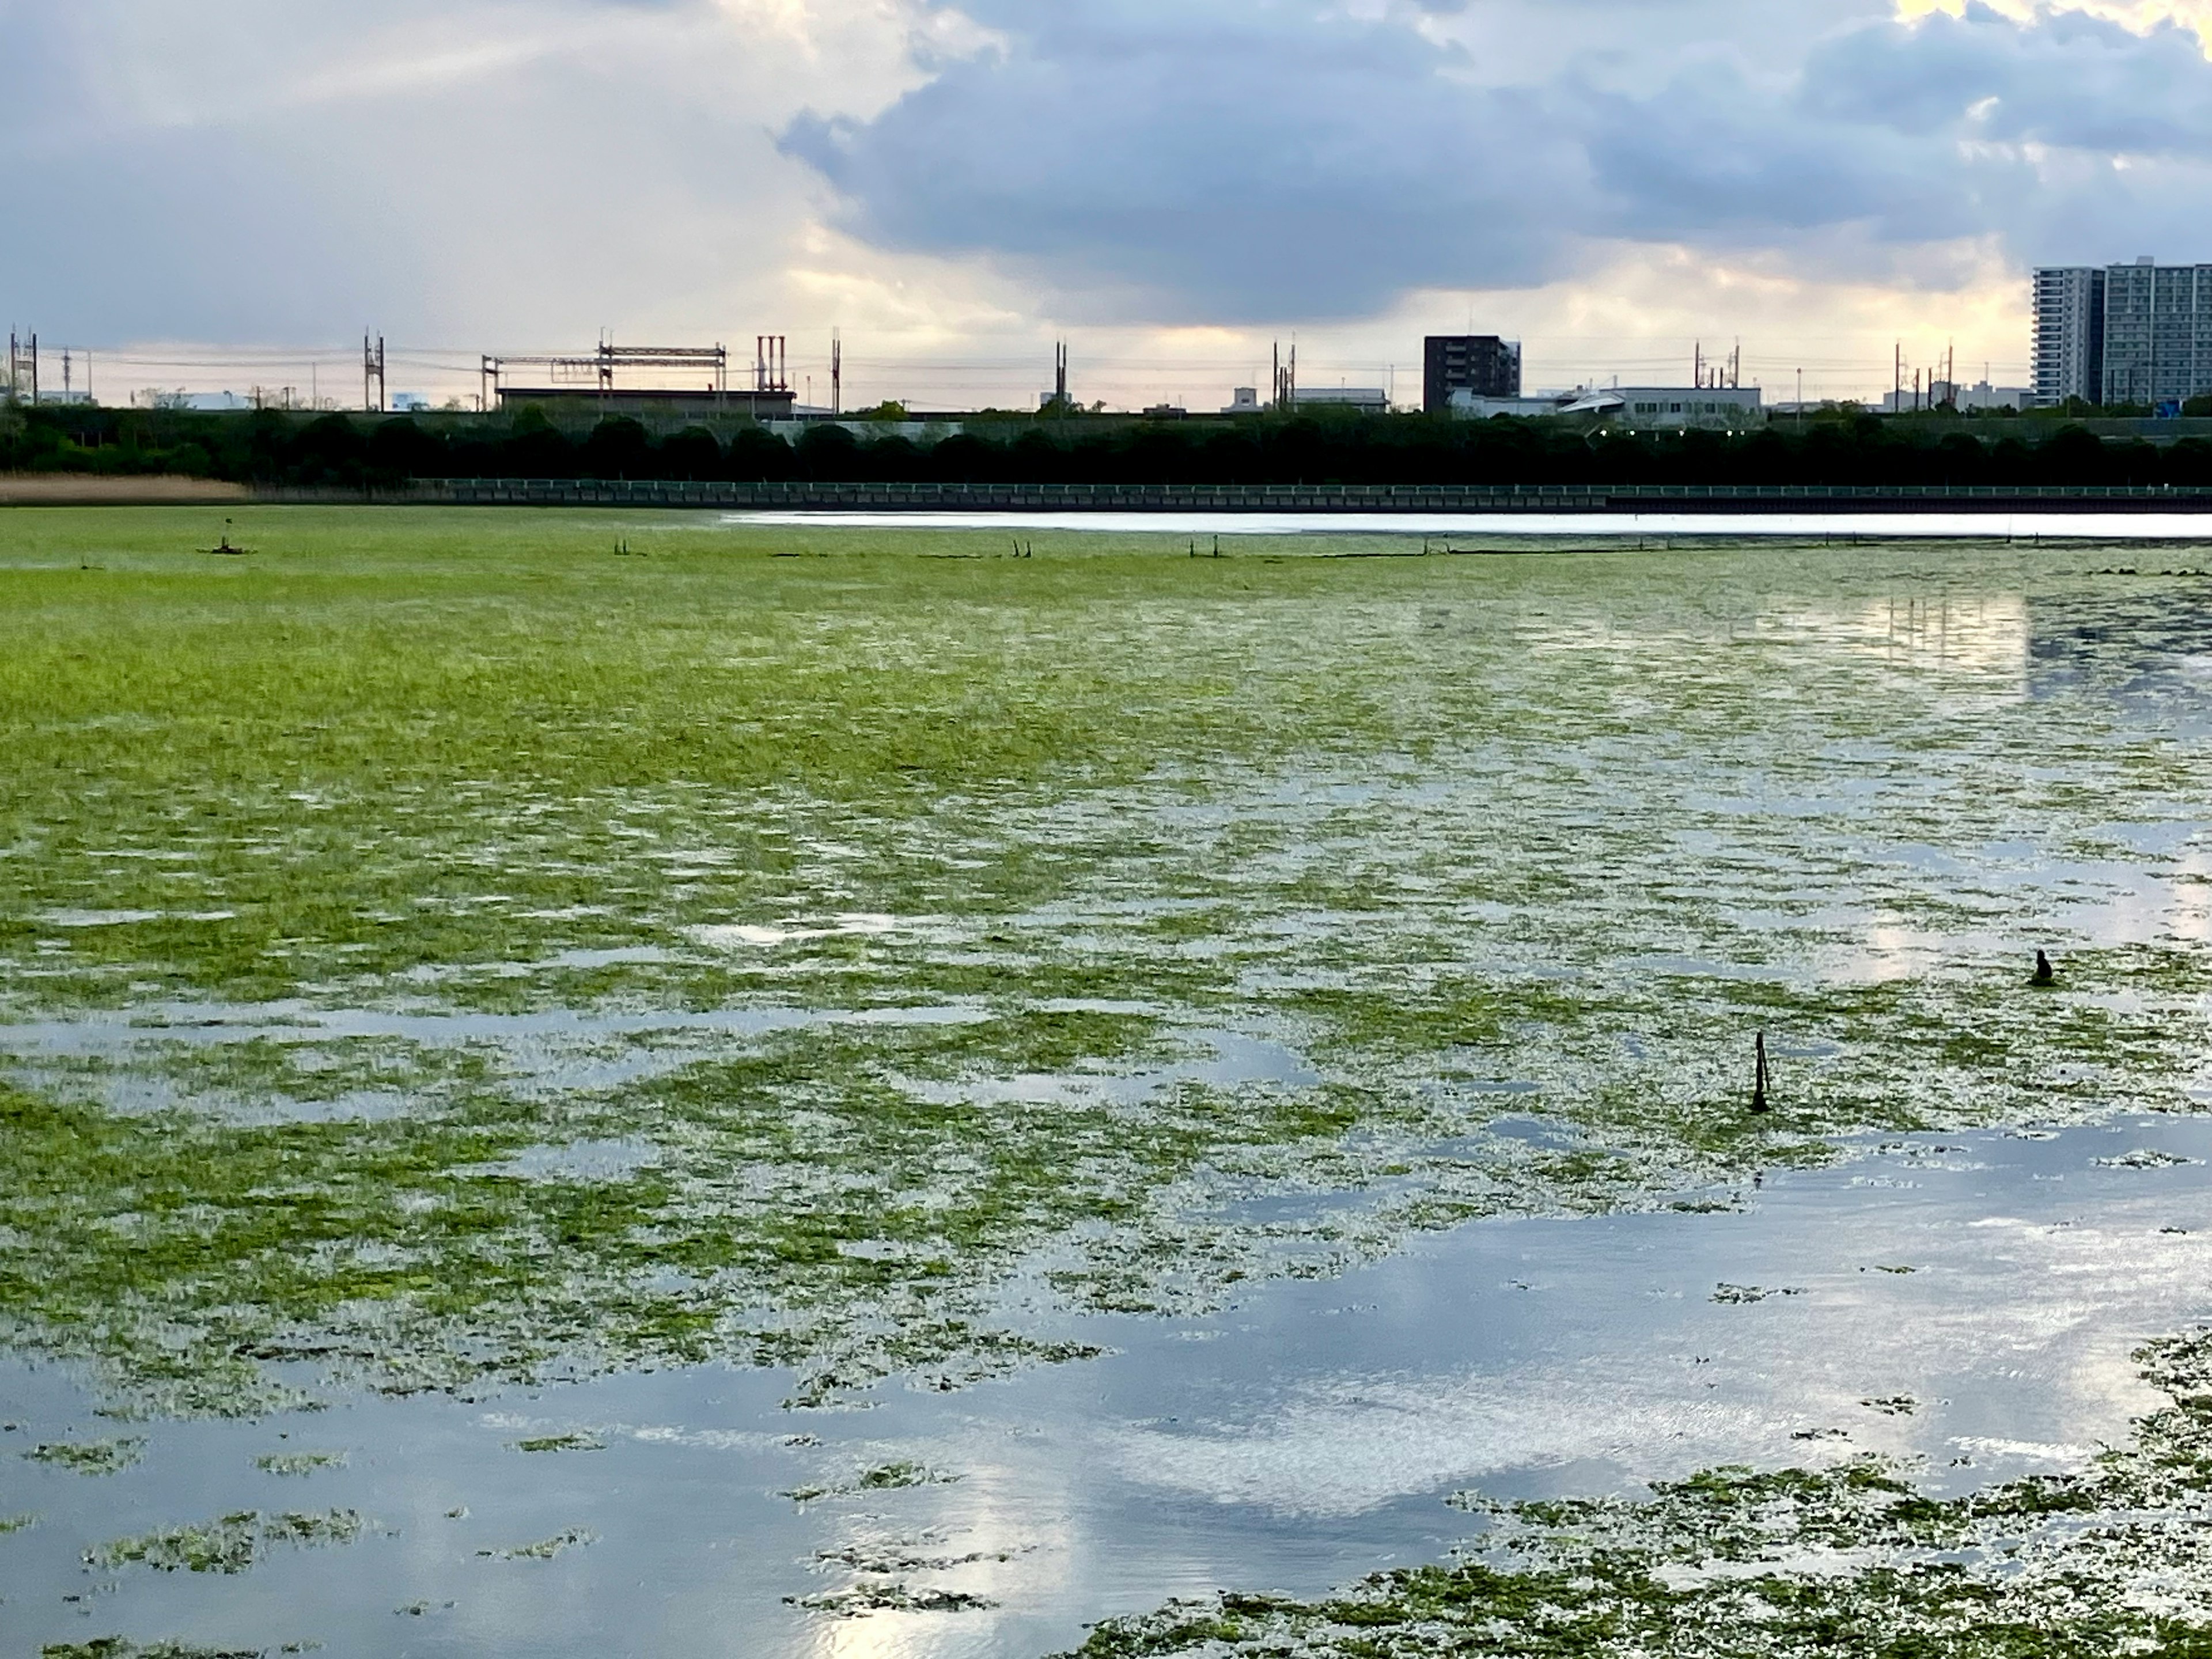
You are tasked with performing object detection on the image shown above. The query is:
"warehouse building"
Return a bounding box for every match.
[1450,385,1763,430]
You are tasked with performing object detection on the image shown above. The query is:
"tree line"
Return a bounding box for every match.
[10,400,2212,488]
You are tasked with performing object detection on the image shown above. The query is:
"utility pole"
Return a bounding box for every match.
[1270,339,1298,411]
[1054,340,1068,408]
[831,331,842,416]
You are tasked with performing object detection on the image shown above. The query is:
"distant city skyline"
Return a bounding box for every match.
[7,2,2211,410]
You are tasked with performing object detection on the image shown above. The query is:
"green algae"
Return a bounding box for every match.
[87,1509,365,1574]
[479,1527,593,1560]
[858,1457,949,1490]
[789,1583,997,1615]
[25,1438,144,1475]
[1070,1328,2212,1657]
[507,1434,603,1454]
[2,510,2210,1422]
[782,1459,958,1503]
[252,1450,344,1476]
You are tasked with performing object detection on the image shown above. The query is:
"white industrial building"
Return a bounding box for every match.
[1450,392,1573,420]
[1454,386,1763,431]
[1881,380,2033,414]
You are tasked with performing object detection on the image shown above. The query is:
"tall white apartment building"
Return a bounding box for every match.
[2100,257,2212,406]
[2033,258,2212,408]
[2032,266,2104,407]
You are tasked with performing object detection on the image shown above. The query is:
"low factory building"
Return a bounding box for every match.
[1588,387,1764,431]
[493,385,796,418]
[1450,392,1575,420]
[1450,385,1764,430]
[1293,387,1391,414]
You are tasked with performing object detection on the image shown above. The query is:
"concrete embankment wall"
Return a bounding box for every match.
[10,475,2212,513]
[280,479,2212,513]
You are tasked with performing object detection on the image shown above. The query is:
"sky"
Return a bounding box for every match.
[6,0,2212,410]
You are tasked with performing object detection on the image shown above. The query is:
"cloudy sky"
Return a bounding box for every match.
[6,0,2212,409]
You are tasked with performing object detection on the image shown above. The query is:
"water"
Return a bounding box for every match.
[10,529,2212,1654]
[6,1115,2208,1658]
[728,509,2212,540]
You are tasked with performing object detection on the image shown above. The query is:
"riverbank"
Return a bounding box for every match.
[17,474,2212,514]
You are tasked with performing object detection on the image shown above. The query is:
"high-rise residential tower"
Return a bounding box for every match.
[2032,266,2104,407]
[2033,259,2212,408]
[2099,257,2212,407]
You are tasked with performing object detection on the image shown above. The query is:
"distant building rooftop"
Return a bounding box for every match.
[1293,387,1389,414]
[494,386,796,416]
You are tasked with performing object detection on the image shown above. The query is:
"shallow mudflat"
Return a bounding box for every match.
[1,508,2209,1656]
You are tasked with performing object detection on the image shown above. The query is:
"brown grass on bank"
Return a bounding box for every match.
[0,474,251,506]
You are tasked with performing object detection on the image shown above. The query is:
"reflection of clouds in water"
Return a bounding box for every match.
[2159,849,2212,944]
[1837,915,1948,983]
[1099,1213,2195,1519]
[2027,842,2212,950]
[1102,1368,1794,1518]
[1950,1435,2097,1463]
[1512,590,2032,691]
[1759,595,2030,680]
[794,1460,1085,1659]
[799,1616,919,1659]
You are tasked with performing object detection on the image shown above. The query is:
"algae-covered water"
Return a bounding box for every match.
[2,508,2209,1656]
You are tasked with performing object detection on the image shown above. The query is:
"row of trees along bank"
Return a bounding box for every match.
[11,401,2212,488]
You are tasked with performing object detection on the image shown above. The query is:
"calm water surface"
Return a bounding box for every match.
[729,508,2212,540]
[4,1116,2210,1658]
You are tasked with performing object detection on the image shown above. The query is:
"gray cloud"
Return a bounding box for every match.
[1806,3,2212,154]
[784,0,2212,323]
[0,1,888,346]
[10,0,2212,357]
[783,1,1592,320]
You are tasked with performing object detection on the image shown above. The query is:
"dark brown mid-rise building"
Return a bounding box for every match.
[1423,335,1522,414]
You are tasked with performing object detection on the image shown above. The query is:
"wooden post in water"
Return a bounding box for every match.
[1752,1032,1770,1113]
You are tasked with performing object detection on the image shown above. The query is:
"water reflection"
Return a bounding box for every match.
[6,1116,2209,1658]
